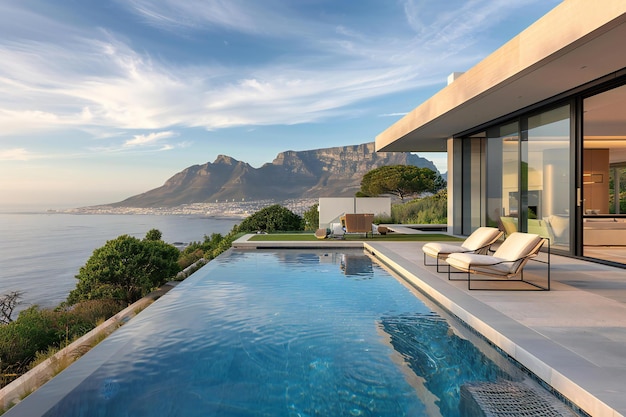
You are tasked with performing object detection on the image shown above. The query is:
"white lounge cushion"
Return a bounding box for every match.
[447,232,542,276]
[422,227,501,259]
[423,242,472,258]
[446,252,514,275]
[461,227,502,251]
[492,232,541,261]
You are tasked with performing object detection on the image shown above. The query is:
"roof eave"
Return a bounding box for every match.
[376,0,626,153]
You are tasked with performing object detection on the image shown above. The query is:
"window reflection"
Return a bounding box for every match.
[525,106,571,249]
[583,84,626,262]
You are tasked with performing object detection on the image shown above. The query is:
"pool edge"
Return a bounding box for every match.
[363,242,616,417]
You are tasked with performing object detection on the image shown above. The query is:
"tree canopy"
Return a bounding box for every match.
[359,165,446,201]
[144,228,163,241]
[67,233,180,305]
[235,204,303,233]
[302,203,319,231]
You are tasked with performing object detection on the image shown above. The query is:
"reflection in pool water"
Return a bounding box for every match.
[8,249,545,417]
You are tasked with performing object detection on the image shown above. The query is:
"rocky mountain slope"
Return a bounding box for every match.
[111,142,439,207]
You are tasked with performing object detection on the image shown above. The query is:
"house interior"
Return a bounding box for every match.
[582,84,626,264]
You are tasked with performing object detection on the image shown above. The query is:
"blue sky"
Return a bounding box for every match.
[0,0,561,208]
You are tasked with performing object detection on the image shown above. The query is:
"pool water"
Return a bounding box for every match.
[10,249,529,417]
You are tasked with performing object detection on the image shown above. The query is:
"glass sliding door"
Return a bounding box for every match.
[461,138,484,235]
[486,122,519,237]
[484,106,570,251]
[524,105,571,251]
[583,84,626,263]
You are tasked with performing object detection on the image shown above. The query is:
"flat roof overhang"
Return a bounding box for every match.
[376,0,626,153]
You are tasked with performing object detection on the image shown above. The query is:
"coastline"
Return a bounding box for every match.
[20,198,319,218]
[0,213,242,313]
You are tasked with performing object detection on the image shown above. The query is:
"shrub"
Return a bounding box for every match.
[178,233,225,269]
[302,203,319,231]
[67,234,180,305]
[0,306,59,377]
[178,248,205,270]
[235,204,303,233]
[373,214,394,225]
[63,299,125,328]
[391,190,447,224]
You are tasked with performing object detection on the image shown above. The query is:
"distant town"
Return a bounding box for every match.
[62,198,320,218]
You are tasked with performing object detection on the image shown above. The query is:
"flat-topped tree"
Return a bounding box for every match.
[358,165,446,201]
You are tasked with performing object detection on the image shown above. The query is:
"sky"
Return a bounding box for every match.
[0,0,562,209]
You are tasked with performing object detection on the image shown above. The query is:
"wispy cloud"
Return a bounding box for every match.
[119,0,311,36]
[124,131,178,148]
[0,0,559,140]
[379,112,408,118]
[0,148,33,161]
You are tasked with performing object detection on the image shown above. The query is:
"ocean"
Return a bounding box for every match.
[0,212,240,314]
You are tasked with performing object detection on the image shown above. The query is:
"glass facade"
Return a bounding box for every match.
[524,106,571,250]
[452,78,626,264]
[457,105,571,252]
[582,84,626,262]
[486,122,519,237]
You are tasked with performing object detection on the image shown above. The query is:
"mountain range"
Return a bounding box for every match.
[111,142,441,207]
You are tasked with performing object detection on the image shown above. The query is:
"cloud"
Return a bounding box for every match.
[124,131,177,148]
[120,0,310,36]
[379,112,408,117]
[0,148,33,161]
[0,0,559,141]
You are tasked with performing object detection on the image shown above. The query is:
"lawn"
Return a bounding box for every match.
[248,232,463,242]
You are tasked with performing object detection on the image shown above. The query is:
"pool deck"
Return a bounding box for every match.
[235,235,626,417]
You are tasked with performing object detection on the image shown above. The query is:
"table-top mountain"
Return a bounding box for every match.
[110,142,440,207]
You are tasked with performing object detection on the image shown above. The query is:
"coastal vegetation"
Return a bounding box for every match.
[0,229,179,388]
[67,232,180,305]
[177,233,225,271]
[0,298,124,388]
[0,206,304,388]
[234,204,303,233]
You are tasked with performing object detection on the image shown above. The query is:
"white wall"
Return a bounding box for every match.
[318,197,391,229]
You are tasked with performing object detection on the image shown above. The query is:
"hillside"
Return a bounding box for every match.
[111,142,440,207]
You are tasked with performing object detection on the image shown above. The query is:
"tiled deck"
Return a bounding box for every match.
[235,235,626,417]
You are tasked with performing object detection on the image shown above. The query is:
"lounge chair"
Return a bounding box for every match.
[341,213,374,238]
[315,228,328,239]
[445,232,550,290]
[422,227,503,272]
[498,216,518,237]
[330,223,345,239]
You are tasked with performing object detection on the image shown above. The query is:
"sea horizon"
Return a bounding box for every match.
[0,212,242,315]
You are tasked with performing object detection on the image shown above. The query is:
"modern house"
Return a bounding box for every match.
[376,0,626,266]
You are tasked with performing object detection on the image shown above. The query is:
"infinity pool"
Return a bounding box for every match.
[9,249,536,417]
